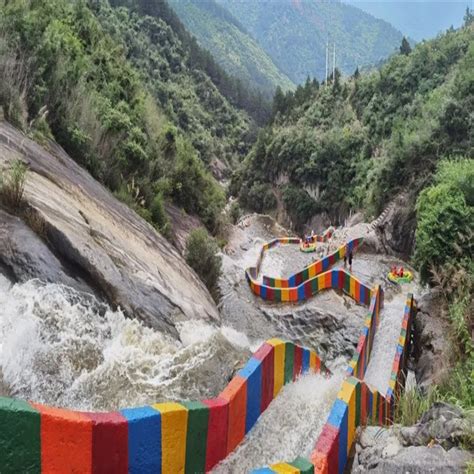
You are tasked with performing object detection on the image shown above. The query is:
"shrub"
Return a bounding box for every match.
[150,193,171,238]
[414,159,474,283]
[229,200,241,224]
[239,181,276,213]
[282,184,319,229]
[0,159,28,211]
[185,228,222,300]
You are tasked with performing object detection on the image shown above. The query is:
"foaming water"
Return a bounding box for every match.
[0,279,251,411]
[213,371,344,473]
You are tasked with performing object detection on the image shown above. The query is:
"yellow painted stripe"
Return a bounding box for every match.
[153,402,188,474]
[308,264,316,278]
[350,277,355,298]
[310,351,317,371]
[339,382,356,455]
[271,463,300,473]
[268,338,285,396]
[281,288,290,302]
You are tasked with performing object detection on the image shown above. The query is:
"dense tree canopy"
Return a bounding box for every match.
[232,23,473,226]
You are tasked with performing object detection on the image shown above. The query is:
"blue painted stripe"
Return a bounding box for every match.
[260,285,267,299]
[322,257,329,271]
[297,284,305,301]
[121,406,162,474]
[331,270,339,288]
[289,275,296,287]
[239,358,262,433]
[302,349,310,373]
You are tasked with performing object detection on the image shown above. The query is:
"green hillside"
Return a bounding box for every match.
[232,23,473,228]
[0,0,256,234]
[167,0,295,97]
[217,0,404,84]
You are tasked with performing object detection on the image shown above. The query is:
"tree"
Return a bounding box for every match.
[399,37,412,56]
[272,85,286,116]
[463,7,473,26]
[353,66,360,79]
[185,228,222,299]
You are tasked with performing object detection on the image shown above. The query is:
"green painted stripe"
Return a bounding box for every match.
[182,401,209,474]
[290,457,314,473]
[274,289,281,302]
[284,342,295,384]
[344,272,351,294]
[355,380,361,427]
[311,278,318,293]
[0,398,40,473]
[302,268,309,282]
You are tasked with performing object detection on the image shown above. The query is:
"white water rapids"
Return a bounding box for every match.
[213,371,344,473]
[0,275,254,411]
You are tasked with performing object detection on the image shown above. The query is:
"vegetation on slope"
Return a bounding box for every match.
[109,0,272,124]
[217,0,404,84]
[167,0,294,99]
[0,0,256,235]
[232,23,473,229]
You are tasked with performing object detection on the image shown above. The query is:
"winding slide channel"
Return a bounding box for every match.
[0,229,416,473]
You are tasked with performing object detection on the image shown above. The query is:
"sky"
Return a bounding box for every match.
[344,0,471,41]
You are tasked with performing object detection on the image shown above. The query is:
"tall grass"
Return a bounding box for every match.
[394,386,439,426]
[0,159,27,211]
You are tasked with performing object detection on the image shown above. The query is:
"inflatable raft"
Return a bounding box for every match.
[300,241,317,253]
[388,270,413,284]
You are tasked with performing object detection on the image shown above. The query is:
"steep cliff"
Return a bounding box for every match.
[0,122,219,337]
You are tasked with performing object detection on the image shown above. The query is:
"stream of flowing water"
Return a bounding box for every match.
[213,371,344,473]
[0,275,254,411]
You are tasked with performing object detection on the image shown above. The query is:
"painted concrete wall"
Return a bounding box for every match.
[0,339,327,473]
[252,293,416,474]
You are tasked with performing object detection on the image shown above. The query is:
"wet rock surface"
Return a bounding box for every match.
[0,122,219,337]
[219,214,411,366]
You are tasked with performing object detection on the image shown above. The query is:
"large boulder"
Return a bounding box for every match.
[353,424,473,473]
[0,122,219,337]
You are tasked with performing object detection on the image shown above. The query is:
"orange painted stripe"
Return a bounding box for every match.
[219,376,247,454]
[32,404,93,473]
[289,288,298,301]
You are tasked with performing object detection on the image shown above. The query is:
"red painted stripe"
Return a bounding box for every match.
[219,376,247,454]
[293,346,303,380]
[32,404,93,473]
[253,343,274,412]
[203,398,229,471]
[86,412,128,474]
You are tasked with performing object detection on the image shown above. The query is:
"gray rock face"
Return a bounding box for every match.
[0,122,219,337]
[373,193,417,259]
[353,406,473,473]
[413,290,450,388]
[399,403,469,450]
[353,428,472,473]
[0,209,92,294]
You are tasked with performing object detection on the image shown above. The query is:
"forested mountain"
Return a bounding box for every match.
[231,22,473,229]
[0,0,260,236]
[216,0,404,84]
[167,0,295,98]
[345,0,469,42]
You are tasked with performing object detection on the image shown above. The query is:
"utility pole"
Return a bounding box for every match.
[333,43,336,81]
[325,38,329,85]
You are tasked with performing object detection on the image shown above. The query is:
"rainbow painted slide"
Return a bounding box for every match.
[246,237,364,303]
[0,339,328,473]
